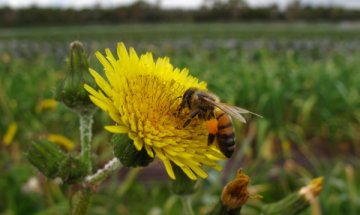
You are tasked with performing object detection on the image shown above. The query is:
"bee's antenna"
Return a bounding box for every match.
[170,96,182,106]
[169,96,182,104]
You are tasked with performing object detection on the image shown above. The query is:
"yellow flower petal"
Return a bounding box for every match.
[47,134,74,151]
[89,95,110,112]
[180,166,197,181]
[105,125,129,133]
[163,158,176,180]
[88,68,112,97]
[3,122,17,145]
[144,144,154,158]
[35,99,58,113]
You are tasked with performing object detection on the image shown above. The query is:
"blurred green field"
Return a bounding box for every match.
[0,23,359,215]
[1,23,360,41]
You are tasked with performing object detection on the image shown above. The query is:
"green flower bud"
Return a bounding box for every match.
[111,134,154,167]
[55,41,96,114]
[171,165,198,195]
[27,140,88,184]
[58,156,88,184]
[27,140,67,179]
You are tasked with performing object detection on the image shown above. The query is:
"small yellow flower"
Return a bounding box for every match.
[3,122,18,145]
[1,52,11,64]
[85,43,226,180]
[36,99,58,113]
[47,134,75,151]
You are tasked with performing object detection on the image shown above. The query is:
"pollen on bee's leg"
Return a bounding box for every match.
[206,119,218,134]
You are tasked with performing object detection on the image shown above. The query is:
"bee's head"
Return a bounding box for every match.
[182,88,197,108]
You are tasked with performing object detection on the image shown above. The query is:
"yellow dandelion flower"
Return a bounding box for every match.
[84,42,226,180]
[47,134,75,151]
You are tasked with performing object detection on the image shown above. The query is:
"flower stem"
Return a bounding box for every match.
[73,158,121,214]
[117,168,140,197]
[72,111,95,215]
[79,112,94,174]
[180,196,195,215]
[261,177,324,215]
[73,188,92,215]
[208,202,241,215]
[85,157,122,186]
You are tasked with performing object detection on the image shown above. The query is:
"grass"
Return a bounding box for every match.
[0,23,359,214]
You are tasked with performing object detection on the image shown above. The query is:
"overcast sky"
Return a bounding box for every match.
[0,0,359,9]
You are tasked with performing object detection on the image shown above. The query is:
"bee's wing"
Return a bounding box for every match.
[200,97,262,123]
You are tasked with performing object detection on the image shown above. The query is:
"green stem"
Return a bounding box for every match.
[72,158,122,215]
[73,188,92,215]
[261,192,309,215]
[209,202,241,215]
[79,112,94,174]
[85,157,122,186]
[180,196,195,215]
[72,111,94,215]
[117,168,140,197]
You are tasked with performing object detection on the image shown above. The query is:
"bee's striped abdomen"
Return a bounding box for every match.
[216,110,235,158]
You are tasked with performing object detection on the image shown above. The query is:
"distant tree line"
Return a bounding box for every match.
[0,0,359,27]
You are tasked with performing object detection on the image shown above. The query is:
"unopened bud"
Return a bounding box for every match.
[261,177,324,215]
[58,156,88,184]
[27,140,88,184]
[111,134,154,167]
[27,140,67,179]
[56,41,96,114]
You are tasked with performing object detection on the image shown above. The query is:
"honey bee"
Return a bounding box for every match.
[177,87,261,158]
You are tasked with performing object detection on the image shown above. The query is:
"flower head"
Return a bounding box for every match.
[84,43,226,180]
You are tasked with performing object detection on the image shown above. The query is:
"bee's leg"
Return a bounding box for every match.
[209,111,215,119]
[198,111,205,119]
[208,133,216,145]
[176,107,182,117]
[170,96,183,114]
[176,100,186,117]
[182,110,199,128]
